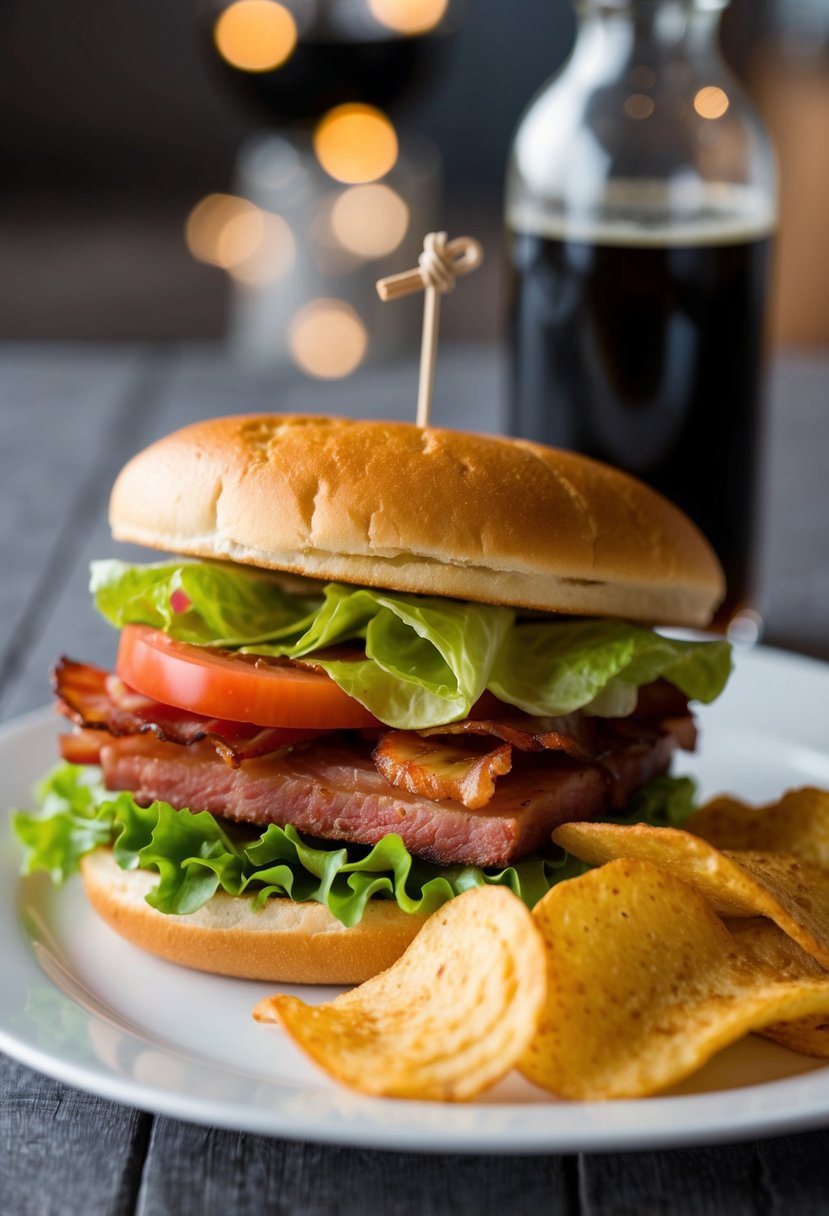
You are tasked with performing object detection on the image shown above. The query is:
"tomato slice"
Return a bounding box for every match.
[116,625,380,729]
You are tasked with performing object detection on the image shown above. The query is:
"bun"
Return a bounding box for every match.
[110,414,724,626]
[81,849,428,984]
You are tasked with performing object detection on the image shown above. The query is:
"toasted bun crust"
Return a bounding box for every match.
[81,849,428,984]
[110,414,724,626]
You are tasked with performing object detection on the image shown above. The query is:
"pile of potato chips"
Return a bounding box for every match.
[254,787,829,1101]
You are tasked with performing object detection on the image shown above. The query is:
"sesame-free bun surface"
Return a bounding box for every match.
[81,849,428,984]
[110,414,724,626]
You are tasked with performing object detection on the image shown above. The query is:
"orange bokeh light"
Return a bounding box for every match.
[185,194,295,283]
[289,299,368,378]
[313,104,399,185]
[368,0,449,35]
[694,86,730,120]
[214,0,297,73]
[329,184,409,258]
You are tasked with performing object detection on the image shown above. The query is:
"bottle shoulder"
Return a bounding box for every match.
[507,58,776,221]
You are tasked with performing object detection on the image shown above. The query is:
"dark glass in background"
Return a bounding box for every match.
[210,35,451,123]
[200,1,457,126]
[506,0,777,629]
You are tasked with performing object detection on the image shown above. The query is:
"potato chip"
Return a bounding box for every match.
[725,919,829,1057]
[691,787,829,866]
[553,820,829,968]
[519,860,829,1100]
[253,886,546,1101]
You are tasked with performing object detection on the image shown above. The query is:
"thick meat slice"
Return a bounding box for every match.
[100,729,680,868]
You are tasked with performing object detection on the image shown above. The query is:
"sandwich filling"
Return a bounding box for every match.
[14,559,731,925]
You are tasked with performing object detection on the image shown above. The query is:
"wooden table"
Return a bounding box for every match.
[2,342,829,1215]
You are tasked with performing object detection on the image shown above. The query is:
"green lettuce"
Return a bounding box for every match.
[13,764,697,928]
[90,560,732,729]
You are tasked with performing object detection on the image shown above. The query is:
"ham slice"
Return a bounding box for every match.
[100,726,682,868]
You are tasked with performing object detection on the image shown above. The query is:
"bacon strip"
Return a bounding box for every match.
[58,728,108,766]
[373,732,513,810]
[375,705,695,810]
[419,712,598,761]
[52,658,315,767]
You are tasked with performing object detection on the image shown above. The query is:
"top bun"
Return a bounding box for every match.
[109,414,724,626]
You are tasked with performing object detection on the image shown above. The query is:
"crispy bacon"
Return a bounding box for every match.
[58,728,107,765]
[419,712,598,761]
[52,658,311,767]
[373,732,513,810]
[375,707,695,811]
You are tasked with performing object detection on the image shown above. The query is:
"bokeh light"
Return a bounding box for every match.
[185,194,295,282]
[313,104,399,184]
[624,93,655,120]
[214,0,298,73]
[330,184,409,258]
[694,86,729,120]
[289,299,368,378]
[186,194,253,266]
[368,0,449,35]
[228,212,296,284]
[215,208,265,268]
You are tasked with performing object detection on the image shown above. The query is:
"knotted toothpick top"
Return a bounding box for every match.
[376,232,484,426]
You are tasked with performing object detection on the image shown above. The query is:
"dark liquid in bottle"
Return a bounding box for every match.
[508,224,773,626]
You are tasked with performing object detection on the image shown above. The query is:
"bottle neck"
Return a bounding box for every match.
[570,0,726,79]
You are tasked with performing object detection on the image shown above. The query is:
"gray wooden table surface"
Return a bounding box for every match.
[1,341,828,1215]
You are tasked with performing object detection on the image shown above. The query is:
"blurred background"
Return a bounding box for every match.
[0,0,825,368]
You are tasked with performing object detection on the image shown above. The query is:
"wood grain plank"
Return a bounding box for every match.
[0,349,173,717]
[135,1119,572,1216]
[580,1132,829,1215]
[0,1035,151,1216]
[579,1144,760,1216]
[753,1131,829,1212]
[0,349,146,684]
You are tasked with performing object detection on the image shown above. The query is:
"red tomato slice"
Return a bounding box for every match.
[115,625,380,729]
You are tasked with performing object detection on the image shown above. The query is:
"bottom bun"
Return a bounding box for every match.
[80,848,430,984]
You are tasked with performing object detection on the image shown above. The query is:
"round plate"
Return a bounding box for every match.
[4,644,829,1153]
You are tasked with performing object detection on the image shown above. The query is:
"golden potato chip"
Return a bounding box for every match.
[253,886,546,1101]
[691,787,829,866]
[553,820,829,968]
[726,919,829,1057]
[519,860,829,1100]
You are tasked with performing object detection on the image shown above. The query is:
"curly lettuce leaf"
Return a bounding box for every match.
[13,763,697,928]
[90,558,320,647]
[90,559,731,728]
[490,620,732,718]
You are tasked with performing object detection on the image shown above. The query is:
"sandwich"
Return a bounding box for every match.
[14,414,731,983]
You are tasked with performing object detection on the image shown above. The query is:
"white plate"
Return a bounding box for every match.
[4,644,829,1154]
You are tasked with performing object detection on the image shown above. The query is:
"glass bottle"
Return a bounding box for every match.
[505,0,776,629]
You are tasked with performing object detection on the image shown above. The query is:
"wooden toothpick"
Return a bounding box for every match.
[376,232,483,428]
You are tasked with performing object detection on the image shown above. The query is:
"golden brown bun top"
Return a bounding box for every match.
[109,413,725,626]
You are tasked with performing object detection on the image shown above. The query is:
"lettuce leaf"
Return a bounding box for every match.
[13,763,697,928]
[90,559,731,728]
